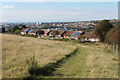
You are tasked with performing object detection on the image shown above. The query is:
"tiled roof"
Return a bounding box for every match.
[50,30,65,35]
[44,29,51,34]
[63,31,75,36]
[58,30,65,35]
[84,32,99,38]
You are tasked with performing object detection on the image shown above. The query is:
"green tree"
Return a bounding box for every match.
[93,20,113,42]
[19,25,27,30]
[51,30,59,37]
[14,30,20,34]
[78,35,85,42]
[0,27,6,33]
[7,28,12,32]
[12,26,19,33]
[37,30,44,35]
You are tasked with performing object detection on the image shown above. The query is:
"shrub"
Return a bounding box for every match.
[27,54,38,76]
[14,30,20,34]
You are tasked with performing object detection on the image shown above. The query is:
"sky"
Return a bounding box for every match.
[0,2,118,22]
[2,0,120,2]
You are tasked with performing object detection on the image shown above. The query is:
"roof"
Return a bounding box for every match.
[32,29,39,33]
[28,29,34,33]
[72,32,82,36]
[58,30,65,35]
[50,30,65,35]
[84,32,99,38]
[43,29,51,34]
[71,31,83,37]
[21,28,30,32]
[23,30,29,32]
[63,31,75,36]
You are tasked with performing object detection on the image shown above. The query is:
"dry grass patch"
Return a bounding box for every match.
[2,34,76,78]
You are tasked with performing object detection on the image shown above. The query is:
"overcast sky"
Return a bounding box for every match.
[0,2,118,22]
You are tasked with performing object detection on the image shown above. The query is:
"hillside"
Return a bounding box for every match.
[54,44,118,78]
[2,34,118,78]
[2,34,76,78]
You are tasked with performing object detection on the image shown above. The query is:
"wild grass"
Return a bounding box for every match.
[2,34,118,78]
[53,43,118,78]
[2,34,76,78]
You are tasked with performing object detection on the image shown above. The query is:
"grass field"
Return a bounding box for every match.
[2,34,118,78]
[2,34,76,78]
[54,43,118,78]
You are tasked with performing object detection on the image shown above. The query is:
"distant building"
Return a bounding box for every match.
[36,22,41,26]
[28,29,39,36]
[20,28,30,35]
[63,31,75,39]
[71,31,83,40]
[43,29,52,36]
[83,32,99,42]
[49,30,66,38]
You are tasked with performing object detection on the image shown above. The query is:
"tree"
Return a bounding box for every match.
[110,29,119,45]
[78,35,85,42]
[105,25,119,44]
[51,30,59,37]
[7,28,12,32]
[104,24,119,53]
[14,30,20,34]
[37,30,44,35]
[93,20,113,42]
[0,27,6,33]
[19,25,27,30]
[12,26,19,33]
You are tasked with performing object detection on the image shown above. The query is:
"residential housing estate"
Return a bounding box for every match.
[20,28,99,42]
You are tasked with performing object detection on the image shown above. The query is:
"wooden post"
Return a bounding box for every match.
[116,44,118,54]
[113,44,115,52]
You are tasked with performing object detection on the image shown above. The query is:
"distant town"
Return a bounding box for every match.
[0,19,119,32]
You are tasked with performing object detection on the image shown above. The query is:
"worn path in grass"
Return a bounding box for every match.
[53,43,118,78]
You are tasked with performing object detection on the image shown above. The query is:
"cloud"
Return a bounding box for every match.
[1,6,14,9]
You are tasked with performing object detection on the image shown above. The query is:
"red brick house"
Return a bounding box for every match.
[83,32,99,42]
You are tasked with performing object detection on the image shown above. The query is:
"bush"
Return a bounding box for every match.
[0,27,6,33]
[27,54,39,76]
[14,30,20,34]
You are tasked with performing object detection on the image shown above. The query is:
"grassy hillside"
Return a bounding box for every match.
[54,43,118,78]
[2,34,118,78]
[2,34,76,78]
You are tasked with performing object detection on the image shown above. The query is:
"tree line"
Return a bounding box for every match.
[94,20,119,53]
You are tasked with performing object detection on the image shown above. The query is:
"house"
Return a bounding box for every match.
[43,29,52,36]
[63,31,75,39]
[49,30,66,38]
[28,29,39,36]
[20,28,30,35]
[71,31,83,40]
[83,32,99,42]
[57,30,66,38]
